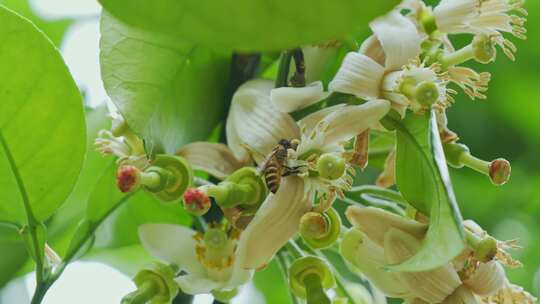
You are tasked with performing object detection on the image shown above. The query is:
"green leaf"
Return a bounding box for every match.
[98,0,400,51]
[254,260,293,304]
[100,12,231,154]
[0,225,28,288]
[0,6,85,225]
[388,111,465,272]
[46,106,113,257]
[0,0,72,46]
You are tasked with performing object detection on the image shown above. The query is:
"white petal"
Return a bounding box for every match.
[235,176,311,269]
[441,285,479,304]
[298,104,346,136]
[271,81,329,113]
[226,79,300,163]
[464,261,506,297]
[138,224,205,276]
[345,206,427,247]
[384,229,461,303]
[175,274,223,295]
[360,34,385,66]
[340,229,412,298]
[321,100,391,147]
[434,0,479,34]
[177,142,249,180]
[370,11,422,70]
[329,52,384,99]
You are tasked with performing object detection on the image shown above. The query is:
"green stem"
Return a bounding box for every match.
[121,280,159,304]
[440,44,474,69]
[460,153,490,175]
[140,171,161,189]
[303,273,331,304]
[286,240,304,259]
[277,252,300,304]
[0,131,46,300]
[275,50,293,88]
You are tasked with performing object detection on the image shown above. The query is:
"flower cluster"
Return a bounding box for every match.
[95,0,534,303]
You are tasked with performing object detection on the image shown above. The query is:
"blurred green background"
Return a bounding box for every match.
[0,0,538,302]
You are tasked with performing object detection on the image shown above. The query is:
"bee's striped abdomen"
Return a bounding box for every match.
[264,160,282,194]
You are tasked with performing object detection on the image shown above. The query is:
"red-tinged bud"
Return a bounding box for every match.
[183,188,211,216]
[117,165,141,193]
[489,158,511,186]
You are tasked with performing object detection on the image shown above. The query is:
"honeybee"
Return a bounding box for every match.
[259,139,301,193]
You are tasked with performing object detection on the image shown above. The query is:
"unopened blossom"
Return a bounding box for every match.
[330,11,449,116]
[226,79,390,269]
[139,223,252,295]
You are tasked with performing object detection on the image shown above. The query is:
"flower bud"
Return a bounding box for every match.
[489,158,511,186]
[464,261,506,297]
[317,153,346,180]
[121,262,178,304]
[289,256,335,303]
[472,34,496,64]
[182,188,211,216]
[300,208,341,249]
[149,155,193,202]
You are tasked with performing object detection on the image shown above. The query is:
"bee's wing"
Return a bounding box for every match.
[257,149,279,174]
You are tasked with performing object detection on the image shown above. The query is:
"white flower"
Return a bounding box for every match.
[432,0,527,60]
[329,12,448,116]
[139,224,253,295]
[226,79,390,269]
[433,0,527,39]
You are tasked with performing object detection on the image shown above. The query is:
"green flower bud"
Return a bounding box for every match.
[300,208,342,249]
[317,153,346,180]
[122,262,178,304]
[289,256,335,301]
[472,34,496,64]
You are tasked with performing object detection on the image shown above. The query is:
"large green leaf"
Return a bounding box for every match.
[100,12,231,154]
[98,0,399,51]
[0,6,85,225]
[254,260,292,304]
[389,111,465,272]
[0,0,72,46]
[0,225,28,288]
[46,106,112,257]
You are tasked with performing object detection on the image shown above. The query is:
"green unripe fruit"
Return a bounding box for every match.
[317,153,346,180]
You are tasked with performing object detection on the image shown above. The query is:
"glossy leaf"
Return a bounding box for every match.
[0,0,72,46]
[0,5,85,225]
[254,260,293,304]
[389,111,465,272]
[46,106,112,257]
[98,0,400,51]
[100,12,231,154]
[0,225,28,288]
